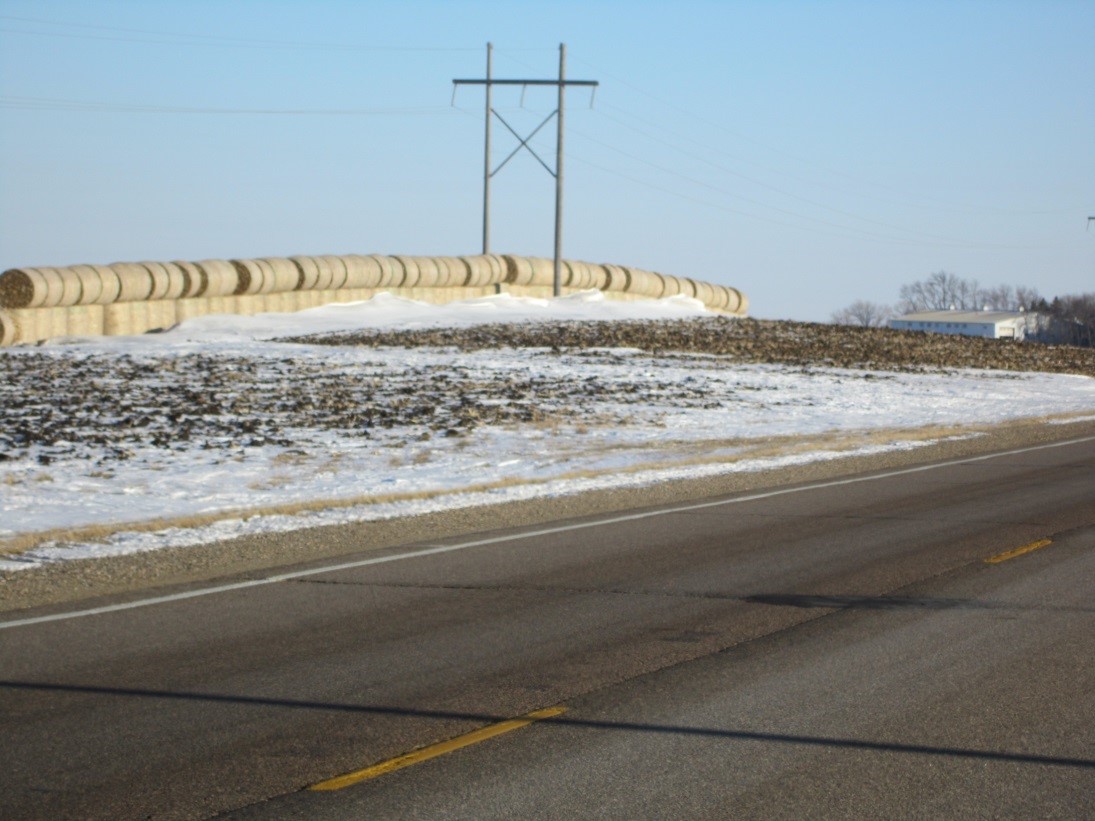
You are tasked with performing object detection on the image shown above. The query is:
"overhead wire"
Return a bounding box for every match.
[0,14,481,51]
[571,55,1079,218]
[0,95,455,116]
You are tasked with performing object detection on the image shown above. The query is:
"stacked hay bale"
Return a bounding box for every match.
[0,252,747,345]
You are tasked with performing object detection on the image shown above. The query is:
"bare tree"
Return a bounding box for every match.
[898,271,981,312]
[897,271,1040,313]
[831,300,893,327]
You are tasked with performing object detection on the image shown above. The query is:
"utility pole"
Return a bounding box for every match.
[454,43,598,297]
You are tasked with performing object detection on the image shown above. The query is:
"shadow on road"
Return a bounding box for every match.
[3,679,1092,770]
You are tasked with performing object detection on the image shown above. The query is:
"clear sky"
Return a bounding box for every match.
[1,0,1092,321]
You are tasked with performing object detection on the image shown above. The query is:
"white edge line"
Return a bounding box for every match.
[3,434,1093,631]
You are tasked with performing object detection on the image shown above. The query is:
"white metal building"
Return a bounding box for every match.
[889,309,1031,340]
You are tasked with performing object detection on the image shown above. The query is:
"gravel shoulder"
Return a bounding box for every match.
[3,414,1093,616]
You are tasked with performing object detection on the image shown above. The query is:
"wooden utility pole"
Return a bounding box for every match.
[454,44,598,296]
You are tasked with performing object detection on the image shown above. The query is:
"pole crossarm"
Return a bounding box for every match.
[453,79,598,87]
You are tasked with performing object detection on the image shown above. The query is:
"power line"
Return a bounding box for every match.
[0,95,456,116]
[0,15,481,51]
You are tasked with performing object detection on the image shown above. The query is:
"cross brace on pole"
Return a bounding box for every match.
[454,43,599,297]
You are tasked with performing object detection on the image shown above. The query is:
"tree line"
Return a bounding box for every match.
[831,271,1094,346]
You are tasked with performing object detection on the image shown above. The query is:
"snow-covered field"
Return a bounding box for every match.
[2,291,1094,572]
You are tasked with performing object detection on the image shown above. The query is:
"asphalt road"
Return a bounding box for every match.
[2,436,1093,819]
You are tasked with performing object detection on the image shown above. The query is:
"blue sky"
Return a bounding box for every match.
[1,0,1091,321]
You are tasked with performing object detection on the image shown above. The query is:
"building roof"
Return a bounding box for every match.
[892,310,1027,324]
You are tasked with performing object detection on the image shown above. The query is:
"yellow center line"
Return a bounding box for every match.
[308,706,568,791]
[984,538,1053,564]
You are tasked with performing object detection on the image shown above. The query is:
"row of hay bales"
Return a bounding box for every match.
[0,253,747,345]
[0,255,509,309]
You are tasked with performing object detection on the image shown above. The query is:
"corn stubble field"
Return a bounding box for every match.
[3,317,1093,471]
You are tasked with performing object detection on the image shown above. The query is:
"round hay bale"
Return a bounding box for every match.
[69,265,104,305]
[0,268,51,308]
[693,279,716,307]
[289,256,320,291]
[412,257,441,288]
[711,285,735,312]
[158,262,190,300]
[502,255,529,285]
[659,275,684,297]
[529,257,559,288]
[340,254,383,289]
[601,264,630,293]
[230,259,265,295]
[562,260,585,290]
[137,262,171,301]
[193,260,237,297]
[370,255,399,288]
[435,257,467,288]
[678,278,700,299]
[460,256,488,287]
[727,288,747,315]
[485,254,506,286]
[110,262,154,302]
[0,310,17,346]
[256,258,280,294]
[317,255,348,290]
[32,267,66,307]
[626,268,665,298]
[170,261,204,299]
[86,264,121,305]
[258,257,301,293]
[393,255,420,288]
[51,267,85,306]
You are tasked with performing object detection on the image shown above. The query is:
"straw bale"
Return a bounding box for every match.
[601,264,630,293]
[462,255,505,287]
[68,265,104,305]
[563,260,592,290]
[51,267,85,307]
[677,278,699,299]
[580,261,608,290]
[231,259,268,295]
[433,257,464,288]
[305,257,335,291]
[63,304,104,337]
[289,256,320,291]
[257,257,300,293]
[31,267,64,308]
[170,261,204,299]
[730,289,748,316]
[693,280,715,308]
[110,262,154,302]
[0,268,51,308]
[315,255,346,290]
[340,254,382,289]
[415,257,444,288]
[338,255,364,289]
[0,310,17,346]
[460,256,488,287]
[502,255,529,285]
[137,262,171,300]
[369,255,399,288]
[392,255,421,288]
[631,268,666,298]
[659,275,684,297]
[89,264,122,304]
[160,262,191,300]
[104,301,141,336]
[194,260,238,297]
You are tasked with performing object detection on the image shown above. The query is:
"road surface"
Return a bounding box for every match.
[2,436,1093,818]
